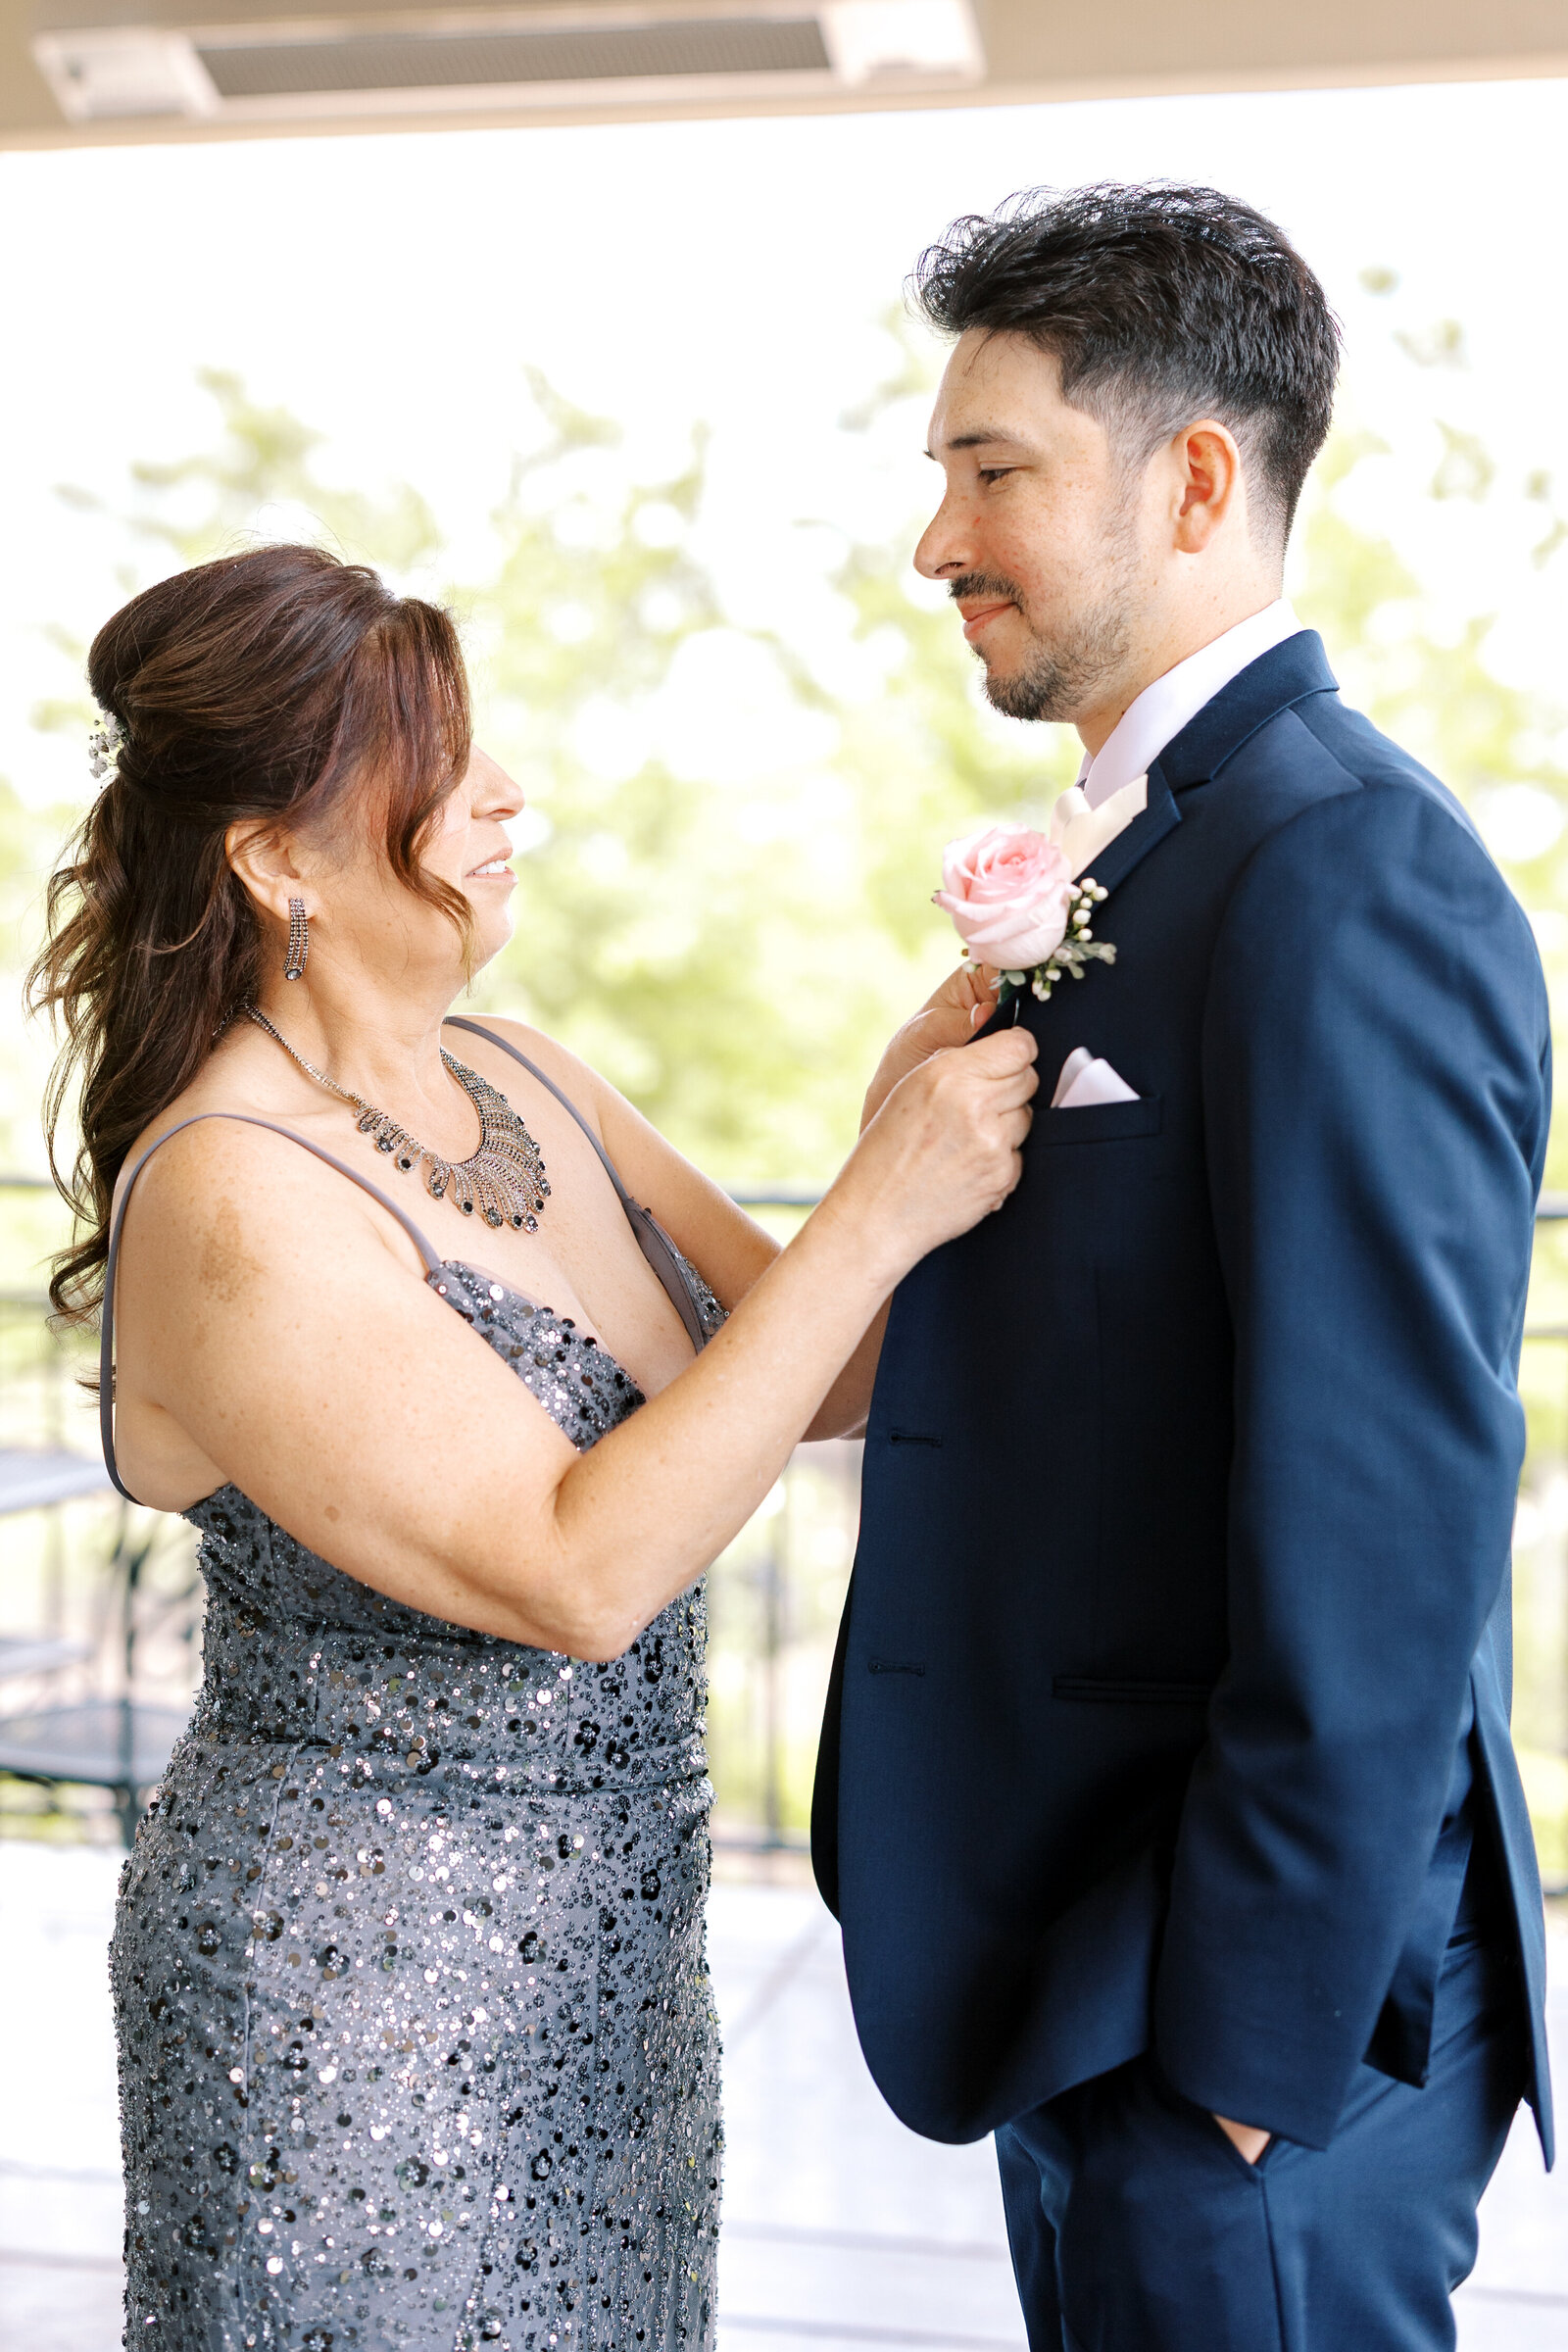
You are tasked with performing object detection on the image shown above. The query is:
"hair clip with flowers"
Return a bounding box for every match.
[87,708,126,785]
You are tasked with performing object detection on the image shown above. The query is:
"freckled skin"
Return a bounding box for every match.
[198,1193,269,1309]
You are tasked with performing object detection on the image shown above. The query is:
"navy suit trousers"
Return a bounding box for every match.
[996,1929,1526,2352]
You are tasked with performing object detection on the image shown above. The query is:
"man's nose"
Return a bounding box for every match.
[914,489,972,581]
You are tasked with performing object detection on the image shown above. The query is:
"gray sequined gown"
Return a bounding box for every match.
[107,1031,726,2352]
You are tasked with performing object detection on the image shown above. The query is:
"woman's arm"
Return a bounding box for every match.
[471,968,1002,1443]
[122,1026,1035,1660]
[495,1025,783,1317]
[857,960,1001,1129]
[802,962,1002,1434]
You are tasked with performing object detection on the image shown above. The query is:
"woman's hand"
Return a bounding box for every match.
[862,961,1002,1130]
[113,1021,1035,1662]
[824,1027,1038,1290]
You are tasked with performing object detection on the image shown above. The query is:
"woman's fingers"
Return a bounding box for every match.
[928,1034,1037,1191]
[950,1033,1035,1206]
[916,958,1001,1037]
[964,963,1001,1031]
[988,1068,1040,1111]
[962,1028,1039,1088]
[862,963,1006,1128]
[840,1022,1041,1271]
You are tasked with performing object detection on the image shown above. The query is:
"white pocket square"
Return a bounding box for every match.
[1052,1048,1140,1109]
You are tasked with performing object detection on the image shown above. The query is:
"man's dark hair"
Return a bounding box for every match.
[910,182,1340,545]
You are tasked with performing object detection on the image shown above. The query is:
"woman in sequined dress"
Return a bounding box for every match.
[30,546,1036,2352]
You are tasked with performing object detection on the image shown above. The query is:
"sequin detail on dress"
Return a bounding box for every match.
[111,1258,725,2352]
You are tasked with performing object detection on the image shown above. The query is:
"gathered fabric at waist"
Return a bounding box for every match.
[190,1575,710,1800]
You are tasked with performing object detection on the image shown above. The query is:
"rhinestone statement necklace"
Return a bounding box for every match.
[244,1004,551,1232]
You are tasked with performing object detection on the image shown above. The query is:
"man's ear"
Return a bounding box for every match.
[225,819,306,928]
[1171,419,1244,556]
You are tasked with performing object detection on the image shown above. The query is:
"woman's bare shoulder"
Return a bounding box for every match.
[113,1056,396,1269]
[116,1111,340,1243]
[117,1038,285,1198]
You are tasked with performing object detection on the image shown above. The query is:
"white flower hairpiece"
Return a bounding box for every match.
[87,708,125,784]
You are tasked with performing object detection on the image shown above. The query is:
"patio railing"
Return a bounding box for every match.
[0,1176,1565,1890]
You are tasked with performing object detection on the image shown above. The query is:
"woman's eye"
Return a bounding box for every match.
[979,467,1016,486]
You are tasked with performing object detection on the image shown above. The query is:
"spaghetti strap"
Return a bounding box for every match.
[445,1016,639,1210]
[444,1017,710,1354]
[100,1112,444,1505]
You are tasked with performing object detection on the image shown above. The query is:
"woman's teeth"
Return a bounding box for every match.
[470,859,509,876]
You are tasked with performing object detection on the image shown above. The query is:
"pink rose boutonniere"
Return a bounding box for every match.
[933,816,1115,1006]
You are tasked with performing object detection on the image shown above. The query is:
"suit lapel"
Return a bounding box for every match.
[1156,628,1338,789]
[1071,632,1341,901]
[998,633,1342,1022]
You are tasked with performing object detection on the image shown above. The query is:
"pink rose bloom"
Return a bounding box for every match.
[933,822,1074,969]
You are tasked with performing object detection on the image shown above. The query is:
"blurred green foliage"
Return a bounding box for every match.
[26,354,1068,1190]
[17,317,1568,1221]
[11,309,1568,1860]
[457,376,891,1186]
[18,318,1568,1225]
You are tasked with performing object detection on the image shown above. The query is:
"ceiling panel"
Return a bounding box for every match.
[5,0,1568,146]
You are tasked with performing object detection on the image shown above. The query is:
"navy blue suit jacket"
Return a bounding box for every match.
[812,633,1554,2158]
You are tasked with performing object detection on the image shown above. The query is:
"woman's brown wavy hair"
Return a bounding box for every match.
[28,543,472,1326]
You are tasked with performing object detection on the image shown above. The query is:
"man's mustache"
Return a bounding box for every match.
[946,571,1026,610]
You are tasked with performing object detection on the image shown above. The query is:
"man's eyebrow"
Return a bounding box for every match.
[924,428,1031,458]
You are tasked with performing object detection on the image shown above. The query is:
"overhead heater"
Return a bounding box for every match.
[32,0,984,123]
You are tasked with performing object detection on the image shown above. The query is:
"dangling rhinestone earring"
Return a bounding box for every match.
[284,898,309,982]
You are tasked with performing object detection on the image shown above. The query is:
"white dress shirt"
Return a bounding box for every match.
[1078,600,1305,810]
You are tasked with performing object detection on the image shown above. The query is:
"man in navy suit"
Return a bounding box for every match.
[811,184,1553,2348]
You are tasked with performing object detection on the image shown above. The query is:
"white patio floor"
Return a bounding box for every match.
[1,1839,1564,2351]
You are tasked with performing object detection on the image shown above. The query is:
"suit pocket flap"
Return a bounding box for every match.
[1037,1094,1163,1146]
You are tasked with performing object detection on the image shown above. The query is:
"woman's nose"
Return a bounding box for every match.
[472,754,526,819]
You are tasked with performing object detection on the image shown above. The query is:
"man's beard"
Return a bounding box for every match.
[950,556,1136,725]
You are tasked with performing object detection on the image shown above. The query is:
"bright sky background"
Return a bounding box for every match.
[5,73,1568,808]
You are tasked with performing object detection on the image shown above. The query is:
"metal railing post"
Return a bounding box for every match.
[760,1488,786,1849]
